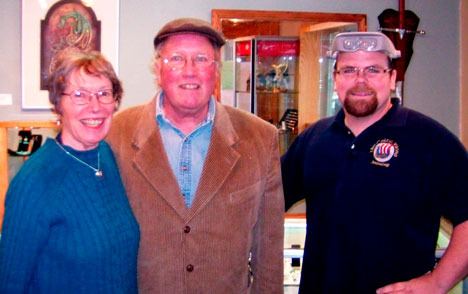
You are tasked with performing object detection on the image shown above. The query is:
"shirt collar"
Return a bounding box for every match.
[332,98,406,131]
[155,91,216,125]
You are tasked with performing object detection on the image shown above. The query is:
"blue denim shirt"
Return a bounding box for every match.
[156,92,215,207]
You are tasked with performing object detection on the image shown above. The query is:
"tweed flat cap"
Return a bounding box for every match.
[153,18,226,48]
[328,32,401,59]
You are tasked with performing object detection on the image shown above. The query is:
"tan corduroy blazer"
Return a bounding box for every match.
[107,97,284,294]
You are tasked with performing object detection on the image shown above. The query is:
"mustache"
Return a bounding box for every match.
[346,84,377,96]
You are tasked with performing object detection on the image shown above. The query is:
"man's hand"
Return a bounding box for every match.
[376,272,446,294]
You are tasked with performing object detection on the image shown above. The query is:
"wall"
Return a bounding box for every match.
[0,0,462,136]
[461,0,468,147]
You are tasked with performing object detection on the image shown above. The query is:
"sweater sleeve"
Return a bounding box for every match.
[0,159,57,292]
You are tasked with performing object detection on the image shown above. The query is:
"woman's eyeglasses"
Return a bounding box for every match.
[62,89,115,105]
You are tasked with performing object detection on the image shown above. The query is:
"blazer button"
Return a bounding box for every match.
[186,264,194,272]
[184,226,191,233]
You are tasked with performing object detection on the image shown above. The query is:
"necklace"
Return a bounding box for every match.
[54,140,103,177]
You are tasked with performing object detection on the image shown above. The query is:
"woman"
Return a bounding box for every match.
[0,51,139,293]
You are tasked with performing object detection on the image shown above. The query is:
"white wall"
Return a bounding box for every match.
[0,0,461,135]
[461,0,468,146]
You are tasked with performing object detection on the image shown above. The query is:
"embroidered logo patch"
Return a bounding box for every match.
[370,139,399,167]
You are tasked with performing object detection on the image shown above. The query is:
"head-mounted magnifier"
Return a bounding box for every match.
[327,32,401,59]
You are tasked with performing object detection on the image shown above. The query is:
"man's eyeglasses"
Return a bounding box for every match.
[335,65,392,79]
[334,66,392,79]
[62,89,115,105]
[160,53,217,70]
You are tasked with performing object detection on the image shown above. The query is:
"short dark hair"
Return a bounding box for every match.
[47,50,123,113]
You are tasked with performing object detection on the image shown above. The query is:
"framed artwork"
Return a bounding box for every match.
[21,0,120,109]
[40,0,101,90]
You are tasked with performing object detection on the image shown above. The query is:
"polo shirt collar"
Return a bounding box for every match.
[332,98,407,131]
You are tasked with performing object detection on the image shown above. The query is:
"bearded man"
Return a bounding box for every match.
[281,32,468,294]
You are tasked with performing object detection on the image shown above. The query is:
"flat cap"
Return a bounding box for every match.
[328,32,401,59]
[153,18,226,48]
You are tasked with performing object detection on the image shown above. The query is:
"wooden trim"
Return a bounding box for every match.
[0,121,58,230]
[0,121,58,129]
[298,31,321,132]
[212,9,367,32]
[0,127,7,229]
[285,213,306,219]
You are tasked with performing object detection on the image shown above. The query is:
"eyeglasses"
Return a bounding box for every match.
[62,89,115,105]
[160,53,217,70]
[334,66,392,79]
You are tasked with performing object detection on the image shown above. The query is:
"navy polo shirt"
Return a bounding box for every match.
[281,100,468,294]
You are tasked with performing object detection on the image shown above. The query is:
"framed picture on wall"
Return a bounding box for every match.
[21,0,120,109]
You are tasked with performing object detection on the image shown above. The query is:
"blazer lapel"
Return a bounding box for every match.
[188,103,240,220]
[131,99,188,218]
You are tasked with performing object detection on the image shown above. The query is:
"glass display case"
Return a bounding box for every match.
[232,36,299,153]
[284,215,306,292]
[281,216,467,294]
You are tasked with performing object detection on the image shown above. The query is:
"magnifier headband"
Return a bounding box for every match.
[328,32,401,59]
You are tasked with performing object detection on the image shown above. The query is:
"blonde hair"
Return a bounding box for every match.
[48,50,123,113]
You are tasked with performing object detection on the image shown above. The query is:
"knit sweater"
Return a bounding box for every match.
[0,138,139,293]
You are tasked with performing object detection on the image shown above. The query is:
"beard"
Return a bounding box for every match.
[343,85,378,117]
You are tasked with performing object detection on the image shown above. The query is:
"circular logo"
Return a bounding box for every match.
[373,142,396,163]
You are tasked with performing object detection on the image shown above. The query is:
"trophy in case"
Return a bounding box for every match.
[232,36,299,153]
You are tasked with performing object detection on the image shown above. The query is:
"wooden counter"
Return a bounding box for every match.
[0,121,58,229]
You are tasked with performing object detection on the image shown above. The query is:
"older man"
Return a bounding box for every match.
[107,18,284,293]
[281,32,468,293]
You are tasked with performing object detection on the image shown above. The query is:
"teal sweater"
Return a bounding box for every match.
[0,138,139,293]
